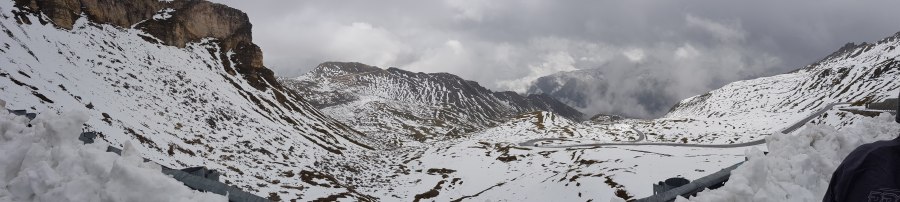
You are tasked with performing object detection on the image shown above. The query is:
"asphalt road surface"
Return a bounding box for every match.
[520,103,850,149]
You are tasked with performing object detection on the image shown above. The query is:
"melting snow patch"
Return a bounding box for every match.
[0,107,225,202]
[153,8,175,20]
[679,114,900,202]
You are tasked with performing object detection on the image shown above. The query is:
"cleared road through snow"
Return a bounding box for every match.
[520,103,849,148]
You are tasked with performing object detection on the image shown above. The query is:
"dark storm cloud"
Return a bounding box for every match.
[211,0,900,117]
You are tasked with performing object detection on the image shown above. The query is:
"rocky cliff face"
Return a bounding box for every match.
[13,0,273,90]
[665,31,900,128]
[0,1,381,200]
[281,62,584,145]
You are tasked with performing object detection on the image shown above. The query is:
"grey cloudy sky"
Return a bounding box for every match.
[211,0,900,117]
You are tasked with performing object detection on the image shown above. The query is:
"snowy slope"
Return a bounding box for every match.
[377,32,900,201]
[369,111,755,201]
[5,0,899,201]
[593,32,900,145]
[281,62,584,146]
[667,33,900,132]
[665,33,900,201]
[0,1,378,200]
[682,114,899,202]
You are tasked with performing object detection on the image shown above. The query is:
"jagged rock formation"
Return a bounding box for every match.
[13,0,273,90]
[281,62,584,144]
[376,31,900,201]
[0,0,378,200]
[7,0,899,201]
[642,31,900,145]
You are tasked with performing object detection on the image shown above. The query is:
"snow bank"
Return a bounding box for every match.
[0,106,225,202]
[679,114,900,202]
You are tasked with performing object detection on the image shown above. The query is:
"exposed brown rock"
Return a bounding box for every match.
[14,0,167,30]
[12,0,278,90]
[135,1,252,50]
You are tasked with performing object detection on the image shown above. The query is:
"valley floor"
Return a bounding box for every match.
[333,104,893,201]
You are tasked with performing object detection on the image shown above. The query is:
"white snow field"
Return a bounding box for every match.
[0,1,376,200]
[0,103,226,202]
[374,111,758,201]
[681,114,899,202]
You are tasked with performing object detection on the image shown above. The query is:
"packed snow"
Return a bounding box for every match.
[0,103,225,202]
[681,113,900,202]
[0,3,373,200]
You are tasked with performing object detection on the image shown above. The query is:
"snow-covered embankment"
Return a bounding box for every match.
[0,103,224,202]
[680,114,900,202]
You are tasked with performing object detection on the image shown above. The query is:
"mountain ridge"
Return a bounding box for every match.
[5,0,900,200]
[0,0,379,200]
[666,31,900,120]
[282,61,584,145]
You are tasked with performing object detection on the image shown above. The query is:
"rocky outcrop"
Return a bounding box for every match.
[665,31,900,120]
[282,62,585,143]
[15,0,163,30]
[12,0,274,90]
[295,62,585,121]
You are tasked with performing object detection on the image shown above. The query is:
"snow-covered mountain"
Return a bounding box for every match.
[527,67,607,112]
[281,62,584,146]
[381,31,900,201]
[668,38,900,118]
[524,32,900,146]
[4,0,900,201]
[0,0,379,200]
[665,32,900,133]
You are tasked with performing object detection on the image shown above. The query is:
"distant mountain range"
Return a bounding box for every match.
[281,62,584,146]
[2,0,899,201]
[667,34,900,120]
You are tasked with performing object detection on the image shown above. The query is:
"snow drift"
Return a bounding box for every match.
[681,114,900,202]
[0,0,376,200]
[0,104,225,202]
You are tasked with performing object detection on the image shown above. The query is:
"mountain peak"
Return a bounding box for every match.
[0,2,375,199]
[13,0,279,90]
[312,61,384,77]
[667,29,900,121]
[283,62,585,142]
[807,31,900,70]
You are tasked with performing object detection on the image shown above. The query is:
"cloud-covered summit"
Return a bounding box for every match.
[211,0,900,117]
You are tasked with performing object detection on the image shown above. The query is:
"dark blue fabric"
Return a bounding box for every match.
[823,136,900,202]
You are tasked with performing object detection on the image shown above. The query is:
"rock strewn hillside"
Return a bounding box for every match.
[281,62,584,145]
[0,0,378,200]
[667,32,900,121]
[14,0,274,89]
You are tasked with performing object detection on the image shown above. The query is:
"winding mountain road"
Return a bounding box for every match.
[519,102,850,149]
